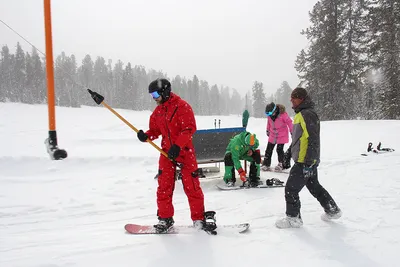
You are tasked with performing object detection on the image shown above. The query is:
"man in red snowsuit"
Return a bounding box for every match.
[137,78,216,233]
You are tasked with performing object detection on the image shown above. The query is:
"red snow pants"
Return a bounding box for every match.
[156,149,205,221]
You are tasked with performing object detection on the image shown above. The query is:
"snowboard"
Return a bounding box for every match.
[216,182,285,191]
[201,174,224,180]
[261,168,290,174]
[361,149,395,156]
[124,223,250,235]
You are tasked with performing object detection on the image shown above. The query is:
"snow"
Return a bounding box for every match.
[1,102,400,267]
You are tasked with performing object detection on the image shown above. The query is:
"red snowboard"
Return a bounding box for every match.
[124,223,250,235]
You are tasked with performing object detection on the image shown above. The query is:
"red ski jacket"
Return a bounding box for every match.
[145,93,197,158]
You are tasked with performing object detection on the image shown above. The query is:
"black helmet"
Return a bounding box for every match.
[265,102,276,116]
[148,78,171,102]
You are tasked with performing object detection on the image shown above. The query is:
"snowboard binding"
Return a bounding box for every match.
[203,211,217,235]
[242,178,263,188]
[153,217,175,233]
[266,178,284,186]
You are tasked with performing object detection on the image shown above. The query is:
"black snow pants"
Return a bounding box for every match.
[263,142,284,167]
[285,162,340,217]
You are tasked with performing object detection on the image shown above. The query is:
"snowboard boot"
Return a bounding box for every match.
[282,147,292,169]
[225,177,236,187]
[154,217,174,233]
[193,211,217,234]
[321,208,342,221]
[275,215,303,229]
[193,220,204,229]
[282,161,291,170]
[275,163,283,171]
[248,176,261,187]
[261,165,271,171]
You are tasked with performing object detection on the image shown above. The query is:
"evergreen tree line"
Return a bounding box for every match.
[249,80,294,118]
[0,42,246,116]
[295,0,400,120]
[250,0,400,120]
[2,1,399,121]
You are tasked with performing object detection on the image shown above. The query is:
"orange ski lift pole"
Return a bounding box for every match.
[43,0,67,160]
[87,89,182,167]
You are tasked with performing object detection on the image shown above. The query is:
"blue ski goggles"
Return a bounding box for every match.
[150,91,161,99]
[265,105,276,116]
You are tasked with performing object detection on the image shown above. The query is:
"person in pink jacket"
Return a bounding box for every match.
[261,102,293,171]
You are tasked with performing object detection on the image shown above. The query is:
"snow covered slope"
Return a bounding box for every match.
[1,102,399,267]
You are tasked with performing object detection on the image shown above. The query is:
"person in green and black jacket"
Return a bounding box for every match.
[223,131,261,187]
[276,87,342,229]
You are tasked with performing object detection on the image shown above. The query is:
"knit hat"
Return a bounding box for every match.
[291,87,308,99]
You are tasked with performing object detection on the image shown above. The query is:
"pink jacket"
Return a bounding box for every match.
[266,105,293,144]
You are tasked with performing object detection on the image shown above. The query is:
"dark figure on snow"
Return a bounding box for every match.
[137,78,216,233]
[223,131,262,187]
[262,103,293,172]
[275,87,342,228]
[367,142,395,153]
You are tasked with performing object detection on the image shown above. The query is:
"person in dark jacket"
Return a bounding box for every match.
[137,78,216,233]
[275,87,342,228]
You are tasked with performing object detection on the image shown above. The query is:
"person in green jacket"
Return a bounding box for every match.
[223,131,261,187]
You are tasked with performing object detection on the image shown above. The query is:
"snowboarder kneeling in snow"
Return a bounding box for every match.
[223,131,261,187]
[137,78,216,234]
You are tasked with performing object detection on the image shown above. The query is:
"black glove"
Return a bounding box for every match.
[137,130,148,142]
[266,130,270,137]
[168,144,181,160]
[303,163,316,179]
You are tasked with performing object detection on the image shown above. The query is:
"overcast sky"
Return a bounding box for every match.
[1,0,317,97]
